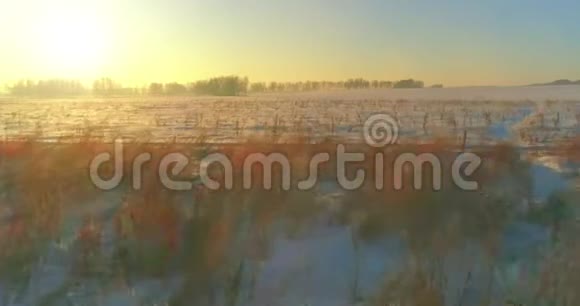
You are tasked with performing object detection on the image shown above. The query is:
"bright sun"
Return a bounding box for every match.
[38,9,110,75]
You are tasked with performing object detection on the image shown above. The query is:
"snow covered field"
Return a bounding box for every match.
[1,86,579,146]
[1,86,579,305]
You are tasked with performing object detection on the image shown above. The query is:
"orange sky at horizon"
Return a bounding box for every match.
[1,0,579,88]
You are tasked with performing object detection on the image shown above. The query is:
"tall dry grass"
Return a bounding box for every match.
[0,129,576,305]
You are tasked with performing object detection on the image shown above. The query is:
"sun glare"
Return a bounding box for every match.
[38,10,110,76]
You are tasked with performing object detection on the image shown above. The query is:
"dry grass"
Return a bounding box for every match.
[0,131,577,305]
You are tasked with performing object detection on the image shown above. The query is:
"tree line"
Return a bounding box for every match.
[8,79,86,96]
[6,76,436,97]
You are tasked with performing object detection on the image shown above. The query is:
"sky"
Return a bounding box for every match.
[0,0,579,87]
